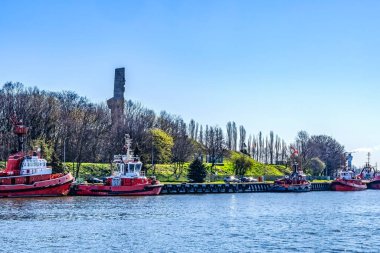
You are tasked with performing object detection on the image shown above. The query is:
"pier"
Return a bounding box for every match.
[161,182,331,194]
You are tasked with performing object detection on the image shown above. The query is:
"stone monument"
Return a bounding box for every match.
[107,68,125,130]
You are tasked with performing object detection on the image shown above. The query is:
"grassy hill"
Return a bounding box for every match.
[220,152,291,176]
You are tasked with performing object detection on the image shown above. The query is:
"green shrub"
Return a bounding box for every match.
[231,153,254,176]
[187,159,207,182]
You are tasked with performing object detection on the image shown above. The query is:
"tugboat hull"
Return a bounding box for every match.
[0,173,74,198]
[330,180,367,191]
[367,180,380,190]
[72,183,163,196]
[269,183,311,192]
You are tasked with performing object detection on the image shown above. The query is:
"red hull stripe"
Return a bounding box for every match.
[368,180,380,189]
[88,188,160,194]
[331,181,367,191]
[74,185,162,196]
[0,180,73,194]
[0,182,72,197]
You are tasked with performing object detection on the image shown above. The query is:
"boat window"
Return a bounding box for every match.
[128,164,135,173]
[118,164,124,174]
[135,164,142,172]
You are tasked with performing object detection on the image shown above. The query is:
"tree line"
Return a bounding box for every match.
[0,82,345,177]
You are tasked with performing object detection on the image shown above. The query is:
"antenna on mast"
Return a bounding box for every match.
[124,134,133,160]
[367,152,371,166]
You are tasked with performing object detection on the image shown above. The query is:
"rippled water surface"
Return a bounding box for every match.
[1,191,380,252]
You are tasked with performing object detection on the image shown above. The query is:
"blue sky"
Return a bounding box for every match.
[1,0,380,166]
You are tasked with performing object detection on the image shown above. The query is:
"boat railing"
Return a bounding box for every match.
[113,155,123,163]
[113,155,140,163]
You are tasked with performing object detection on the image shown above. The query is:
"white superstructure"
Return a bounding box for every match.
[20,155,52,175]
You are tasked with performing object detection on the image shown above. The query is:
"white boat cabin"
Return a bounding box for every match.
[21,155,52,175]
[338,170,355,180]
[112,155,144,178]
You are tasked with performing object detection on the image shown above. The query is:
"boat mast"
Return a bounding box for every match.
[10,116,28,153]
[289,146,300,175]
[124,134,133,160]
[367,152,371,168]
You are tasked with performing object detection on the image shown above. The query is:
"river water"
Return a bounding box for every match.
[1,191,380,253]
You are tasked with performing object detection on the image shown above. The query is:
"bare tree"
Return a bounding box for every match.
[195,122,199,142]
[205,125,209,149]
[265,136,268,164]
[206,126,225,174]
[281,140,287,162]
[226,122,232,150]
[247,135,252,156]
[171,119,194,178]
[251,134,257,160]
[239,125,246,152]
[199,125,203,145]
[274,135,281,164]
[232,122,237,151]
[188,119,195,139]
[269,131,274,164]
[258,131,263,162]
[295,130,310,166]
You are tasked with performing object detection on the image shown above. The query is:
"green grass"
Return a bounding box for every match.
[310,179,332,183]
[64,162,111,178]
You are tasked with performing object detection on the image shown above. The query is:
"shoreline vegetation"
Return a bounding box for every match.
[1,151,289,181]
[0,153,331,183]
[0,82,345,181]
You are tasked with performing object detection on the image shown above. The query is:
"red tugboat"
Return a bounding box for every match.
[0,118,74,197]
[359,153,380,189]
[331,152,367,191]
[72,135,163,196]
[269,147,311,192]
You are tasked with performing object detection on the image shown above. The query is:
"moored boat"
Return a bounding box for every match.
[269,147,311,192]
[331,153,366,191]
[72,135,163,196]
[0,118,74,197]
[359,152,380,189]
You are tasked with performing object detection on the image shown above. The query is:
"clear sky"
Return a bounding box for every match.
[1,0,380,166]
